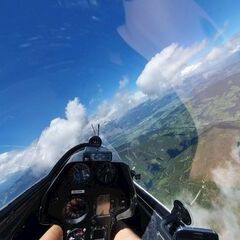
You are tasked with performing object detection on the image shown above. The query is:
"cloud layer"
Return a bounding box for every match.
[189,146,240,239]
[181,33,240,79]
[136,33,240,99]
[0,84,147,188]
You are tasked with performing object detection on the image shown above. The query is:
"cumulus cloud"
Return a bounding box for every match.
[136,33,240,99]
[136,40,207,96]
[0,98,88,184]
[94,89,147,124]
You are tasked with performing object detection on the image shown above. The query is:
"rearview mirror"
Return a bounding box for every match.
[173,226,219,240]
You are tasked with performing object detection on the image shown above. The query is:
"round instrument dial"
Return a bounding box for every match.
[96,162,117,184]
[63,198,88,224]
[69,163,90,184]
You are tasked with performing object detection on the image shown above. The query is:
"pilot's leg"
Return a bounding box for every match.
[39,225,63,240]
[39,223,140,240]
[113,228,141,240]
[112,221,141,240]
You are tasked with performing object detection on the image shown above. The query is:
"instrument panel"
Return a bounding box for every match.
[40,161,136,240]
[66,162,118,186]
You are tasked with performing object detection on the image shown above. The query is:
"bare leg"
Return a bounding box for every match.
[39,224,140,240]
[113,228,141,240]
[39,225,63,240]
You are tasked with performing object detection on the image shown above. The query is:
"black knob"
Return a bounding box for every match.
[89,136,102,147]
[172,200,192,225]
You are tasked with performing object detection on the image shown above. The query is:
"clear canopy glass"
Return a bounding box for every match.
[0,1,240,238]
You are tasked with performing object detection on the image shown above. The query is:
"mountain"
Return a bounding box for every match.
[103,92,198,204]
[103,59,240,210]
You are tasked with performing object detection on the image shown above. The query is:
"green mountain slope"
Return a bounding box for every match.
[104,63,240,212]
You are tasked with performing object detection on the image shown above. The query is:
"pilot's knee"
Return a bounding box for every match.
[113,228,141,240]
[40,225,63,240]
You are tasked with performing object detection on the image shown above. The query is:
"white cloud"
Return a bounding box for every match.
[193,161,240,239]
[136,40,207,96]
[205,47,225,62]
[180,142,240,240]
[226,33,240,54]
[136,33,240,99]
[212,163,240,189]
[178,169,240,239]
[181,33,240,78]
[0,98,88,184]
[190,201,240,240]
[180,62,202,77]
[94,89,147,124]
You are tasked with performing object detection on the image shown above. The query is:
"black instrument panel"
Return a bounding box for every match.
[40,161,136,240]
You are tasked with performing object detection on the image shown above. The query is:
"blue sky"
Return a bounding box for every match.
[196,0,240,38]
[0,0,240,152]
[0,0,146,151]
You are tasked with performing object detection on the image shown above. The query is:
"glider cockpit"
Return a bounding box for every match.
[0,135,219,240]
[39,145,136,240]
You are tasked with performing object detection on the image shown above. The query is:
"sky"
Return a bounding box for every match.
[0,0,240,152]
[0,0,146,151]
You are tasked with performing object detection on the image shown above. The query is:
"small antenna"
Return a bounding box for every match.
[91,124,97,135]
[97,124,100,136]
